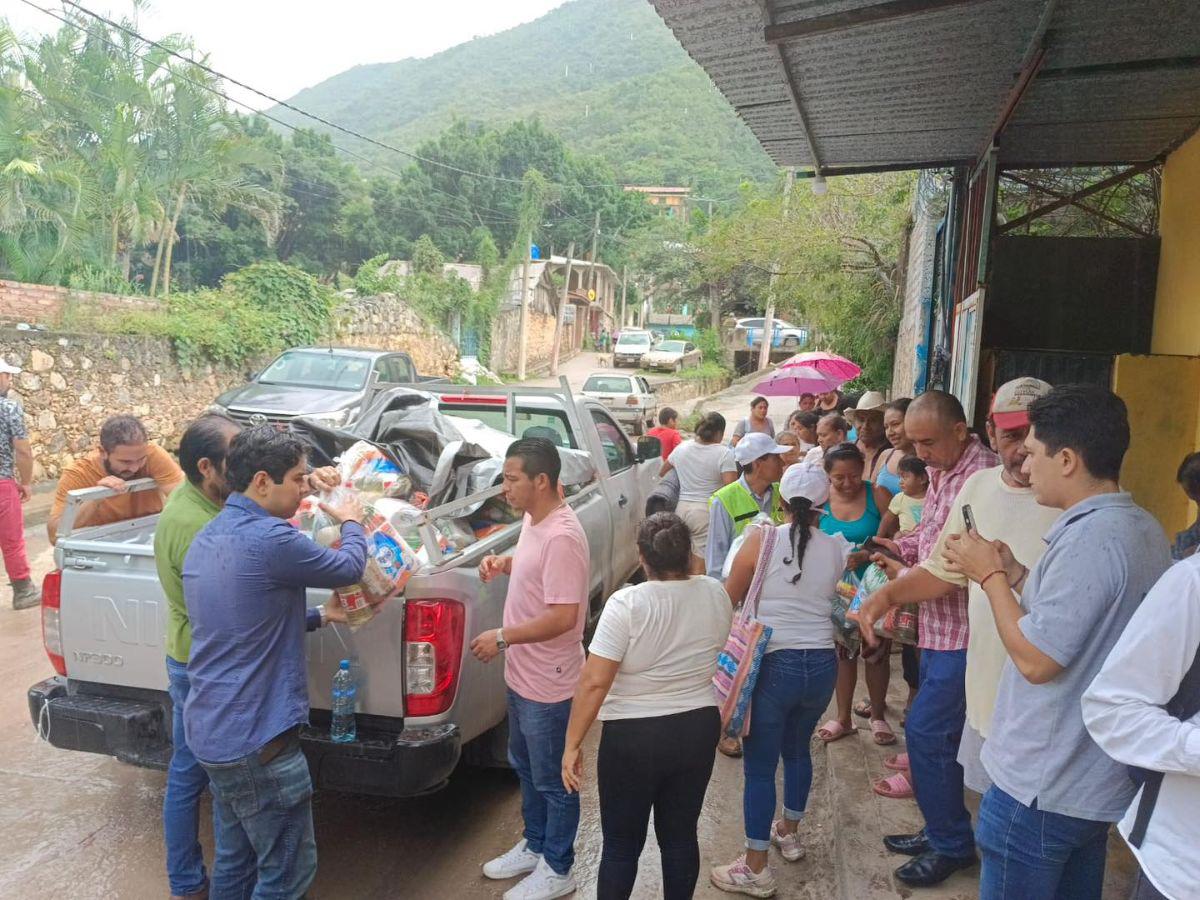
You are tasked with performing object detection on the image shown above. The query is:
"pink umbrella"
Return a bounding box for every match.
[754,366,846,397]
[777,350,861,383]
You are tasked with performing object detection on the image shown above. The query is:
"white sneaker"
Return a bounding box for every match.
[483,838,541,880]
[502,857,577,900]
[710,855,778,897]
[770,819,805,862]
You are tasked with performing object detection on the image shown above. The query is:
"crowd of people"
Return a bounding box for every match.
[0,350,1197,900]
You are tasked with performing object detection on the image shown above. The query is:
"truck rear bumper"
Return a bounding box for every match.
[28,677,461,797]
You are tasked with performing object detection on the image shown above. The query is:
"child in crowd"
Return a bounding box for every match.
[646,407,683,460]
[878,455,927,539]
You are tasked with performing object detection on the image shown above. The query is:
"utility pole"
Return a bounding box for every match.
[516,231,533,380]
[619,265,628,329]
[706,199,720,334]
[549,242,575,377]
[586,210,600,339]
[759,167,796,372]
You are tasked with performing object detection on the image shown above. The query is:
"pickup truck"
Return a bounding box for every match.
[209,346,447,430]
[28,382,661,797]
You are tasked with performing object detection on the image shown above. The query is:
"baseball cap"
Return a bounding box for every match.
[733,431,792,466]
[779,464,830,506]
[990,377,1052,429]
[0,357,20,375]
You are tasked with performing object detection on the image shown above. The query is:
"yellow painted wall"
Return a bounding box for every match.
[1153,130,1200,355]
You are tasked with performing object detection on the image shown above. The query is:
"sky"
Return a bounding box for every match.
[4,0,567,110]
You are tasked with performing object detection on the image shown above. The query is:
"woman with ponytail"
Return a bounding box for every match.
[708,466,850,896]
[561,513,732,899]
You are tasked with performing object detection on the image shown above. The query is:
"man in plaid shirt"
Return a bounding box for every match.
[861,391,998,887]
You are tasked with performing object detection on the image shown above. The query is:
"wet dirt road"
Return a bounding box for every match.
[0,522,837,899]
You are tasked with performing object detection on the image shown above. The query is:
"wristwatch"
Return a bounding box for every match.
[495,629,508,652]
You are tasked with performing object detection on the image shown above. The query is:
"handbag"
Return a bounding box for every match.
[713,524,777,738]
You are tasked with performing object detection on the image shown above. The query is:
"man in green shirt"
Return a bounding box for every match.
[155,414,340,898]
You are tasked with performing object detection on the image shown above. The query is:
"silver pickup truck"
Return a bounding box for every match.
[28,383,660,797]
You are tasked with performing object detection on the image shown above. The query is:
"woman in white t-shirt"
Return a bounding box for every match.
[660,411,738,572]
[709,465,848,897]
[561,513,733,900]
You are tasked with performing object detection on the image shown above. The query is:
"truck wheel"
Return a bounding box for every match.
[632,418,644,436]
[462,718,511,769]
[782,336,800,349]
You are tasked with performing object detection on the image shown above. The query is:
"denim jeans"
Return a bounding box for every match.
[199,743,317,900]
[907,647,975,858]
[165,656,212,896]
[507,688,579,876]
[742,648,837,851]
[976,785,1110,900]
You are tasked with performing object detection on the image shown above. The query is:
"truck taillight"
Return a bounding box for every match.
[405,599,464,717]
[41,570,66,676]
[626,394,639,405]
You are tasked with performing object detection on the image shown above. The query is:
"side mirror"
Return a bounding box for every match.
[636,436,662,463]
[245,369,260,382]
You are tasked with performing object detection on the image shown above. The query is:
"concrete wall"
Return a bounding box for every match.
[1152,129,1200,356]
[891,188,939,398]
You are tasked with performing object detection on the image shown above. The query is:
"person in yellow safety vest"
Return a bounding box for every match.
[705,431,789,581]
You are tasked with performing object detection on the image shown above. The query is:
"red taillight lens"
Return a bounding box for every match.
[404,599,464,717]
[41,570,66,676]
[626,394,639,405]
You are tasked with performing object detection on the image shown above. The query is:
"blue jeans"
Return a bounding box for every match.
[199,743,317,900]
[507,688,579,876]
[977,786,1109,900]
[906,647,974,858]
[165,656,217,896]
[742,649,837,851]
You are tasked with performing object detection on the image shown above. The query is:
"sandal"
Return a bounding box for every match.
[884,752,910,772]
[870,718,897,746]
[817,720,855,743]
[873,771,914,799]
[852,698,872,719]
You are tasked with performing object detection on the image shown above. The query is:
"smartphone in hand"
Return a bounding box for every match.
[863,537,903,563]
[962,504,977,534]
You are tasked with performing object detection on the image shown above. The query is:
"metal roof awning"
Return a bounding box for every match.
[650,0,1200,172]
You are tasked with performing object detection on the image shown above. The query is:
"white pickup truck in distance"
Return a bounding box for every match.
[28,382,661,798]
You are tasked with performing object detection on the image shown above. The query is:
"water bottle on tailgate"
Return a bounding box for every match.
[331,659,357,743]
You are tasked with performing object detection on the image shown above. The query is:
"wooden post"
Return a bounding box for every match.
[619,265,628,329]
[516,233,533,380]
[759,167,795,372]
[549,242,575,377]
[586,210,600,340]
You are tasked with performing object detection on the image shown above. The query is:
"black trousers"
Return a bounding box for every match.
[596,706,720,900]
[902,643,921,691]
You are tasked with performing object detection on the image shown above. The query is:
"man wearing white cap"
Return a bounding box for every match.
[0,357,39,609]
[705,432,789,581]
[859,377,1056,887]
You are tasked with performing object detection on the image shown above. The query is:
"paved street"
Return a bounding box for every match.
[0,371,1133,899]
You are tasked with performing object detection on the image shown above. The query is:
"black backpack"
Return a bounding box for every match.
[1127,640,1200,847]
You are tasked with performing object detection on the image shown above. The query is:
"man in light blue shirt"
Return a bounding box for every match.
[944,384,1170,900]
[184,426,369,899]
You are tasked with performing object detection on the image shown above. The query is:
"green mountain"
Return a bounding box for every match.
[270,0,775,196]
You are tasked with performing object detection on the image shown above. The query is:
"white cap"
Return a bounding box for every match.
[0,358,20,375]
[733,431,792,465]
[780,463,830,506]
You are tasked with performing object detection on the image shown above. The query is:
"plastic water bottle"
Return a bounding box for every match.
[331,660,357,743]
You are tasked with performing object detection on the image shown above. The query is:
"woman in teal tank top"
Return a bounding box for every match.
[815,443,896,747]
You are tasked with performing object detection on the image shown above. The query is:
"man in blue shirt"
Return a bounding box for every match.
[944,384,1171,899]
[184,425,369,899]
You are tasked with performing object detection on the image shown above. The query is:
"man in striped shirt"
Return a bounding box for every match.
[862,391,998,887]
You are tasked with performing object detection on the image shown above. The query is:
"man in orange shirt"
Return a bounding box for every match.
[48,414,184,544]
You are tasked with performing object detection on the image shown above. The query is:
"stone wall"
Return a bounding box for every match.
[490,306,583,376]
[0,279,161,326]
[332,293,459,377]
[0,329,245,482]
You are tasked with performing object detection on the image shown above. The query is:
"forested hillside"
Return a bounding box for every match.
[270,0,775,196]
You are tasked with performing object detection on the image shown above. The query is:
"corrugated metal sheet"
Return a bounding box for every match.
[650,0,1200,169]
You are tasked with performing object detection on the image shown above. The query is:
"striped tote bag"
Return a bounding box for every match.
[712,524,777,738]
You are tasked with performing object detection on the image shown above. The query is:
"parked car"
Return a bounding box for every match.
[28,384,661,798]
[580,371,658,435]
[735,317,809,350]
[612,329,655,367]
[209,346,445,429]
[640,339,702,372]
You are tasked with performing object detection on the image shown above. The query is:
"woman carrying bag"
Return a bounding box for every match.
[562,513,732,900]
[709,465,849,897]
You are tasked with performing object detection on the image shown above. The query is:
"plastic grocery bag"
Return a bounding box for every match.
[339,440,412,500]
[720,513,775,581]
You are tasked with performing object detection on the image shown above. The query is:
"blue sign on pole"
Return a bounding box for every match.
[530,244,542,260]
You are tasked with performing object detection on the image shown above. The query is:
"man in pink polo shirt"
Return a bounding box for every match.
[470,437,590,900]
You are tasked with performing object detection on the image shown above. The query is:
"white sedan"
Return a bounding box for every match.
[640,339,702,372]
